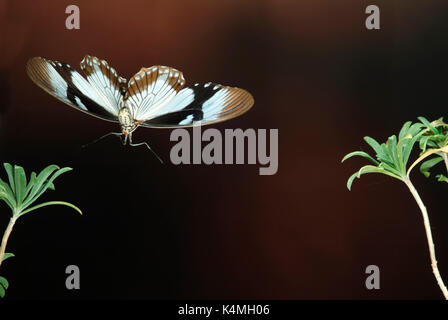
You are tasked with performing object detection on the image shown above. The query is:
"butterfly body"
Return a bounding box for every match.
[26,55,254,157]
[118,107,137,135]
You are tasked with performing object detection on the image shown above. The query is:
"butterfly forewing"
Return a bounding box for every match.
[80,55,127,115]
[141,83,254,128]
[26,57,119,122]
[124,66,185,121]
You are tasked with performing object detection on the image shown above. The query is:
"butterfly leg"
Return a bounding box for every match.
[128,135,164,164]
[81,132,123,149]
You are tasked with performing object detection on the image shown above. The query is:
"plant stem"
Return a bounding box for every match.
[0,215,17,269]
[404,178,448,299]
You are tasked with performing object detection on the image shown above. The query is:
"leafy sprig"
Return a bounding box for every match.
[0,163,81,217]
[342,119,448,299]
[413,117,448,182]
[0,163,82,298]
[342,121,424,190]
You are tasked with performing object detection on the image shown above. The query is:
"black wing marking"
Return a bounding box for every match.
[26,57,119,122]
[141,82,254,128]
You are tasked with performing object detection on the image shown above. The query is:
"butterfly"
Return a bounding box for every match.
[26,55,254,162]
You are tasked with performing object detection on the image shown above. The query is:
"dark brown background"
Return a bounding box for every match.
[1,0,448,299]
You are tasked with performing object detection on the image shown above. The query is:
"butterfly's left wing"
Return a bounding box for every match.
[140,82,254,128]
[26,57,121,122]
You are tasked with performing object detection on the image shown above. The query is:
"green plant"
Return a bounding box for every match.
[342,120,448,299]
[0,163,82,298]
[411,117,448,182]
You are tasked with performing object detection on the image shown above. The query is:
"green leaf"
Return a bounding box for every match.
[403,133,423,169]
[0,179,16,209]
[410,123,425,138]
[396,134,411,172]
[22,165,59,208]
[417,116,430,124]
[436,174,448,183]
[2,253,14,262]
[420,157,443,178]
[19,201,82,216]
[378,162,403,177]
[0,185,6,199]
[418,116,439,135]
[346,165,402,190]
[419,135,431,152]
[0,276,9,290]
[14,165,27,206]
[341,151,379,165]
[426,140,439,149]
[363,136,383,157]
[24,172,37,199]
[387,135,401,172]
[398,121,412,140]
[0,283,5,298]
[3,163,15,196]
[24,167,72,209]
[358,165,402,180]
[380,143,392,163]
[346,172,359,191]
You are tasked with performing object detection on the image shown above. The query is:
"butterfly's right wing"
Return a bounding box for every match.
[124,65,186,120]
[26,57,121,122]
[141,82,254,128]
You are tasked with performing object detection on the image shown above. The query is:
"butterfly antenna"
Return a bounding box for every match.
[129,137,164,164]
[81,132,123,149]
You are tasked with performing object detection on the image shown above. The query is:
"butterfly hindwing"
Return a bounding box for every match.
[141,82,254,128]
[26,57,119,122]
[124,66,186,121]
